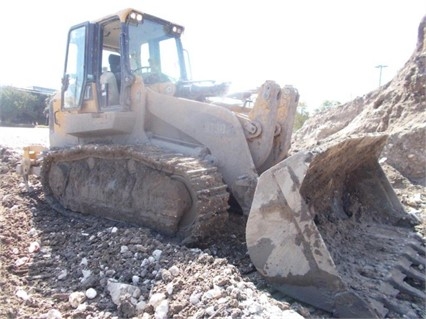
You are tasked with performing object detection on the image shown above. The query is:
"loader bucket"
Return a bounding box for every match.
[246,135,425,318]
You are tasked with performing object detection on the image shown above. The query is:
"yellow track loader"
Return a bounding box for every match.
[19,8,425,318]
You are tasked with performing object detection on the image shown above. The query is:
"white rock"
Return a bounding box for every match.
[412,193,421,202]
[213,275,229,286]
[168,265,180,276]
[57,269,68,280]
[258,293,269,304]
[189,291,202,305]
[136,300,147,312]
[120,246,129,253]
[85,288,97,299]
[15,257,29,267]
[154,299,169,319]
[80,257,88,267]
[161,269,172,282]
[166,283,174,295]
[111,227,118,233]
[236,282,245,290]
[76,303,87,312]
[248,302,262,314]
[244,288,254,298]
[223,267,233,275]
[149,293,166,308]
[16,289,30,301]
[69,291,86,308]
[152,249,162,261]
[245,281,256,289]
[107,280,141,306]
[40,246,52,254]
[206,306,215,316]
[202,286,222,300]
[141,258,149,267]
[268,305,287,317]
[46,309,62,319]
[81,269,92,281]
[105,269,116,277]
[132,275,140,285]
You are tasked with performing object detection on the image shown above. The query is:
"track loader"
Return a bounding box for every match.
[19,8,425,318]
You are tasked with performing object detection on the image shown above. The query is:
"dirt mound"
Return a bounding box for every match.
[291,16,426,259]
[293,15,426,185]
[289,18,426,318]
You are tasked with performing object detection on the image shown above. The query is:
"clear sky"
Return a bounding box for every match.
[0,1,424,111]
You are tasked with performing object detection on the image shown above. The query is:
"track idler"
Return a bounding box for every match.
[246,135,425,318]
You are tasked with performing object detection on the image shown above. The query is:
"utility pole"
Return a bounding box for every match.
[375,64,388,86]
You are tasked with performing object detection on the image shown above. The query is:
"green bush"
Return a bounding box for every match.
[293,101,310,131]
[0,86,49,125]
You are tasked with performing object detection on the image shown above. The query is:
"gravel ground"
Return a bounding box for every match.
[0,127,424,319]
[0,145,325,319]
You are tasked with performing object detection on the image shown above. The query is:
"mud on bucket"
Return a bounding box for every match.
[246,135,425,318]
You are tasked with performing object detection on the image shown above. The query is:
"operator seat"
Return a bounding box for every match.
[108,54,121,90]
[100,67,119,106]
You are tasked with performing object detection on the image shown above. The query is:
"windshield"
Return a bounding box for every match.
[128,18,184,83]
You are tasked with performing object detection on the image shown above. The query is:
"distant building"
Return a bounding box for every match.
[14,86,57,96]
[30,86,57,95]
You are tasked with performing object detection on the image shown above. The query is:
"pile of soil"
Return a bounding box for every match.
[291,16,425,237]
[292,16,425,186]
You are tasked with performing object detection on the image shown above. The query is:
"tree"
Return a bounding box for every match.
[314,100,341,113]
[0,86,48,125]
[293,101,310,131]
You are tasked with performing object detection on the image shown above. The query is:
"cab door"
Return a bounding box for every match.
[61,22,99,111]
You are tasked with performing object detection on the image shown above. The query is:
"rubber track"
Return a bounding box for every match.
[40,144,230,243]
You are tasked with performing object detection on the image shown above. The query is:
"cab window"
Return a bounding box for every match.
[63,26,86,109]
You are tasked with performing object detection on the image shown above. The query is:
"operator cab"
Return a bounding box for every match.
[61,8,229,113]
[61,9,188,111]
